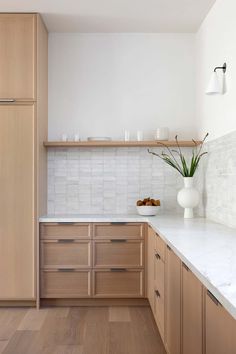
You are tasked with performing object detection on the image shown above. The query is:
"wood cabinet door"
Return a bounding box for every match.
[0,14,36,100]
[166,246,181,354]
[206,290,236,354]
[0,104,35,299]
[147,226,155,311]
[182,263,203,354]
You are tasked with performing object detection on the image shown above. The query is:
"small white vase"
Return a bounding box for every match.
[177,177,200,218]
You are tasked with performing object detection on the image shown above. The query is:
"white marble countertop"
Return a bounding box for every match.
[39,214,236,320]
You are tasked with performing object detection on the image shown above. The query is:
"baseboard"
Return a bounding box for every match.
[0,300,36,307]
[40,298,149,307]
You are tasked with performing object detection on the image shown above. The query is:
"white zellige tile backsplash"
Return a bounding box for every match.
[48,147,193,215]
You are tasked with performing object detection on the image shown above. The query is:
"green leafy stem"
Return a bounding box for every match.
[148,133,208,177]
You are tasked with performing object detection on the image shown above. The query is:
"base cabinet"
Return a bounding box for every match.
[182,263,203,354]
[205,290,236,354]
[166,246,181,354]
[40,222,145,300]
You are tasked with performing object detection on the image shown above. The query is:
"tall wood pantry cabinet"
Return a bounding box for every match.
[0,14,48,303]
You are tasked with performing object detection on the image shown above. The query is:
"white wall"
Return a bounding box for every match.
[48,33,196,141]
[196,0,236,140]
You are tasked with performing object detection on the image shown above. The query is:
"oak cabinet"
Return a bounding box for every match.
[147,226,155,311]
[0,14,36,100]
[40,222,146,299]
[166,245,181,354]
[205,290,236,354]
[0,104,35,299]
[0,14,48,302]
[182,263,203,354]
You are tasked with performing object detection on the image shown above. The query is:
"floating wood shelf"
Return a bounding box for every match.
[43,140,201,148]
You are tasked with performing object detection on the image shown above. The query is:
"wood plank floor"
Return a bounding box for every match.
[0,307,166,354]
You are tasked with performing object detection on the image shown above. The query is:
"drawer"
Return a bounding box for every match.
[154,256,165,296]
[40,223,91,239]
[154,288,165,343]
[93,223,144,239]
[93,269,144,297]
[93,240,144,268]
[41,269,91,298]
[41,240,92,268]
[155,233,165,262]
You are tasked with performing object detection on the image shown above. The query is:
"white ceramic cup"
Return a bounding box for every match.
[74,133,80,142]
[156,127,169,141]
[124,130,130,141]
[137,130,143,141]
[61,134,68,142]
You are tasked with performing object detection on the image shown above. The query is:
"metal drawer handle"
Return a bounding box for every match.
[167,245,171,251]
[110,222,127,225]
[155,290,160,297]
[155,253,161,260]
[58,268,75,272]
[0,98,15,103]
[110,268,127,272]
[207,290,220,306]
[58,239,75,243]
[111,239,127,243]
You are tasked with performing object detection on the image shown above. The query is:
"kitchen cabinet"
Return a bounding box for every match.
[40,222,146,300]
[205,290,236,354]
[0,14,48,303]
[166,245,181,354]
[0,14,36,100]
[182,263,203,354]
[147,225,155,311]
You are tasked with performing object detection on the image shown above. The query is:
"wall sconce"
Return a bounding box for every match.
[205,62,227,95]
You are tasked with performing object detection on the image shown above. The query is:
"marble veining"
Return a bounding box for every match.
[39,214,236,320]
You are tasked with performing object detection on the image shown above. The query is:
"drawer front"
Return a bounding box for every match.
[154,288,165,342]
[154,257,165,296]
[93,223,143,239]
[40,223,91,239]
[41,270,91,298]
[94,240,144,268]
[41,240,92,268]
[93,269,144,297]
[155,233,165,262]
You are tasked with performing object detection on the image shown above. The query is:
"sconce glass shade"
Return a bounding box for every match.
[205,72,222,95]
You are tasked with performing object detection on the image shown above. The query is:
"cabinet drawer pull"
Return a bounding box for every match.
[182,262,189,271]
[155,233,159,237]
[110,239,127,243]
[58,222,75,225]
[207,290,220,306]
[110,268,127,272]
[0,98,15,103]
[155,290,160,297]
[155,253,161,260]
[110,222,127,225]
[58,239,75,243]
[58,268,75,272]
[167,245,171,251]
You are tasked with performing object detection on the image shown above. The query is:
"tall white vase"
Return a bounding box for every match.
[177,177,200,218]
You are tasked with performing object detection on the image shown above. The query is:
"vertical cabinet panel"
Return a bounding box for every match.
[0,14,35,100]
[147,226,155,311]
[0,104,35,299]
[166,246,181,354]
[206,290,236,354]
[182,264,203,354]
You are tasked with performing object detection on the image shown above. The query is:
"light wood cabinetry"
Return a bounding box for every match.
[0,14,36,100]
[147,226,155,311]
[40,222,146,300]
[0,14,48,302]
[205,290,236,354]
[182,263,203,354]
[166,245,181,354]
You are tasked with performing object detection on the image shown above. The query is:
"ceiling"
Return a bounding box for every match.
[0,0,216,33]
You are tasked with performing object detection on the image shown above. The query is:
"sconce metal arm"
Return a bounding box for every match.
[214,63,227,73]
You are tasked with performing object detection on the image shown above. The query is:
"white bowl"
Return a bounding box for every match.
[136,206,160,216]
